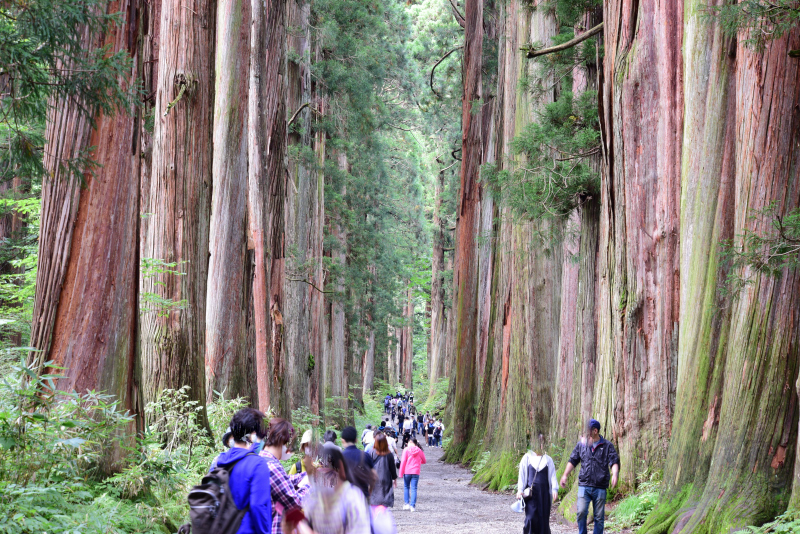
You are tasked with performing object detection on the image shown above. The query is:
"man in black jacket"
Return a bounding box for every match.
[560,419,620,534]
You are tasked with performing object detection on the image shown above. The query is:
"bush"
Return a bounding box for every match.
[606,470,661,532]
[0,355,250,533]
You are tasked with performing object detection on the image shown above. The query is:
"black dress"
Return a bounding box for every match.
[523,462,551,534]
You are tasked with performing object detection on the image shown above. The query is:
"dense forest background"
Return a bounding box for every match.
[1,0,800,532]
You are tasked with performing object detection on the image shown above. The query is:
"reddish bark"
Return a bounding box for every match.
[29,0,144,467]
[400,286,414,389]
[206,0,256,405]
[428,167,447,396]
[140,0,213,410]
[602,0,683,477]
[447,0,483,455]
[248,0,287,412]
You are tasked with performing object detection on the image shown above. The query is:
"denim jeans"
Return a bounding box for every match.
[403,474,420,507]
[576,486,606,534]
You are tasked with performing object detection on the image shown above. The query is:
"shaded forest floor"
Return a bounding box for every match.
[392,444,573,534]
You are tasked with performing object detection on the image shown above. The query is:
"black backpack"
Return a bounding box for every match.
[178,455,252,534]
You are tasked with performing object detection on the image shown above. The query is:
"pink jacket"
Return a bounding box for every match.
[399,444,427,476]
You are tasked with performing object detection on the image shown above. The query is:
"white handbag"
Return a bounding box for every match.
[511,499,525,513]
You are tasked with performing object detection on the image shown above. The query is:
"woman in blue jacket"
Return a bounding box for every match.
[214,408,273,534]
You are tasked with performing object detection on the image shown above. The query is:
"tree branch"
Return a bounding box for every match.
[287,277,335,294]
[288,102,311,127]
[430,45,464,98]
[521,22,604,59]
[449,0,466,28]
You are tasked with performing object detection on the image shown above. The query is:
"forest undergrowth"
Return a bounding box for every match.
[0,349,449,534]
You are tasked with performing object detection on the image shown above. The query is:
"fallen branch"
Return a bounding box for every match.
[430,45,464,98]
[521,22,604,59]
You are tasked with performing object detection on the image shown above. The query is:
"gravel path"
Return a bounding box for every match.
[391,444,572,534]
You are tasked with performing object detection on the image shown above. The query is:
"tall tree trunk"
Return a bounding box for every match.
[327,152,348,412]
[552,13,602,464]
[401,286,414,389]
[428,167,447,398]
[445,0,484,459]
[284,0,315,413]
[29,0,143,468]
[645,21,800,534]
[248,0,287,412]
[602,0,682,484]
[362,325,376,392]
[140,0,213,414]
[206,0,256,405]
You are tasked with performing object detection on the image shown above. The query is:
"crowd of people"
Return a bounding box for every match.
[186,391,435,534]
[185,396,619,534]
[382,392,444,448]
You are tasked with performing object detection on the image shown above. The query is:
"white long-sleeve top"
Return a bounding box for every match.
[518,452,558,501]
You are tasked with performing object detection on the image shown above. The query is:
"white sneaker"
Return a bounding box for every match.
[403,504,410,510]
[409,506,416,512]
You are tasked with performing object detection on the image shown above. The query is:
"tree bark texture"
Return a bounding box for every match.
[446,0,483,458]
[428,167,447,398]
[248,0,287,412]
[140,0,213,411]
[284,0,316,414]
[644,17,800,534]
[31,1,142,435]
[601,0,683,481]
[401,286,414,390]
[206,0,256,405]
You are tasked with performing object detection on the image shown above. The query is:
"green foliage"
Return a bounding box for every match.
[0,193,40,346]
[706,0,800,51]
[139,258,189,316]
[0,0,134,184]
[0,356,135,485]
[639,484,694,534]
[419,377,449,416]
[606,470,662,532]
[719,204,800,296]
[488,91,601,221]
[742,511,800,534]
[0,355,251,533]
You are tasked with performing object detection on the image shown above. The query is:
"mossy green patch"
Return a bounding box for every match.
[638,484,693,534]
[472,450,521,491]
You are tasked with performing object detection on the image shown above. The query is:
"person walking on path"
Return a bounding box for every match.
[214,408,273,534]
[398,437,427,512]
[426,420,436,447]
[288,429,314,475]
[340,426,375,498]
[560,419,620,534]
[294,447,372,534]
[516,434,558,534]
[369,432,398,507]
[259,418,307,534]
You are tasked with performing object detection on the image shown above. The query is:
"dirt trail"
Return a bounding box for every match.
[391,444,572,534]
